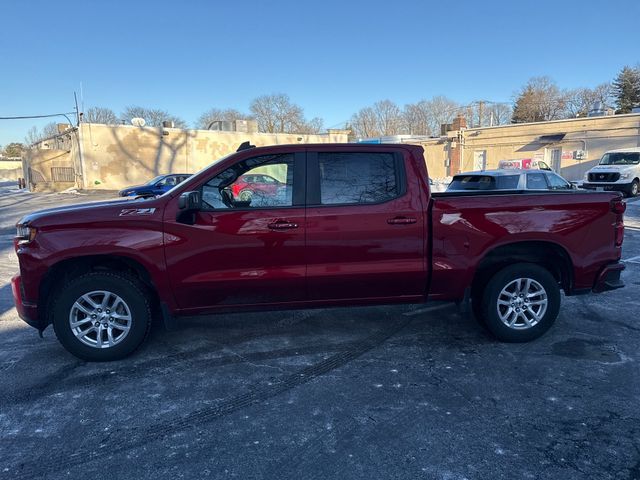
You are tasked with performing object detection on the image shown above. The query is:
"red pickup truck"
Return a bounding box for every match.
[12,143,626,361]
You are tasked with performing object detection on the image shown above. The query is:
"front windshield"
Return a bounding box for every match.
[145,175,165,185]
[599,152,640,165]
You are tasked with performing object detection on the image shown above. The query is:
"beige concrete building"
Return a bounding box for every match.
[414,113,640,181]
[24,123,350,191]
[22,113,640,190]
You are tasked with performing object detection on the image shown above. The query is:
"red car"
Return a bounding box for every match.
[230,173,284,202]
[12,143,625,361]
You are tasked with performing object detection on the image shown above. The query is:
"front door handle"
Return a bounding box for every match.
[268,221,298,230]
[387,216,417,225]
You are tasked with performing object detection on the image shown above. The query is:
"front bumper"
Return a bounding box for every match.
[582,182,629,192]
[592,262,625,293]
[11,274,40,329]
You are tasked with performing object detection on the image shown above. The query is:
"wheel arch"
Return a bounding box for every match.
[471,241,574,300]
[39,254,160,326]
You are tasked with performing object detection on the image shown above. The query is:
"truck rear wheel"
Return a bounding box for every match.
[481,263,560,342]
[52,272,152,361]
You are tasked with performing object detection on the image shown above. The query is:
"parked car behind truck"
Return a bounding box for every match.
[582,148,640,197]
[447,169,574,192]
[13,143,626,361]
[118,173,191,198]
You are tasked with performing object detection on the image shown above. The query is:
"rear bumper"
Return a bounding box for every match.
[11,274,40,329]
[592,262,625,293]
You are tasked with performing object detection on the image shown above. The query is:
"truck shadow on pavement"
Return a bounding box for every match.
[1,304,479,406]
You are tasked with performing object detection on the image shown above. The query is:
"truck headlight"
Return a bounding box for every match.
[16,224,37,245]
[619,173,630,179]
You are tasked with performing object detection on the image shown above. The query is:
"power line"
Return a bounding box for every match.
[0,112,76,120]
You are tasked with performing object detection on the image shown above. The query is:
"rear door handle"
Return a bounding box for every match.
[387,216,417,225]
[268,221,298,230]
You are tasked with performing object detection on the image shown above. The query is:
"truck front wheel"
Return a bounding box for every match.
[52,272,152,361]
[628,179,639,198]
[481,263,560,342]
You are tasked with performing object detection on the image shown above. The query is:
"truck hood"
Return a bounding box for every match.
[17,198,156,227]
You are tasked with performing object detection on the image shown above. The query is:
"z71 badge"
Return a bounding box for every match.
[119,208,156,216]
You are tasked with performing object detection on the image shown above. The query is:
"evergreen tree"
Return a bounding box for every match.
[612,66,640,113]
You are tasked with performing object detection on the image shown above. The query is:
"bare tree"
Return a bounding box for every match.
[294,116,324,134]
[83,106,118,124]
[122,106,187,128]
[486,102,513,125]
[463,101,513,127]
[512,77,568,123]
[374,100,404,135]
[24,126,41,146]
[426,96,461,133]
[41,122,60,138]
[250,93,315,133]
[23,122,63,146]
[350,100,405,138]
[565,86,609,117]
[350,106,380,138]
[403,100,432,136]
[196,108,253,129]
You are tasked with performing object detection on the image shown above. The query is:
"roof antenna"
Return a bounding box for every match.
[236,141,256,152]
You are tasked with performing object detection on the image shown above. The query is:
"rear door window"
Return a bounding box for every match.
[314,152,401,205]
[526,173,549,189]
[495,175,520,189]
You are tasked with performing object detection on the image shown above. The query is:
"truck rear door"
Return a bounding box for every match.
[304,147,427,301]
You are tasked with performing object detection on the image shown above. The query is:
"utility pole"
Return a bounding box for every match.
[478,101,485,128]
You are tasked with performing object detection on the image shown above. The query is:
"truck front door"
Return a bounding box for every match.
[163,151,306,311]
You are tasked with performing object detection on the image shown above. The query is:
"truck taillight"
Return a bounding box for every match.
[611,198,625,248]
[615,222,624,247]
[611,199,626,214]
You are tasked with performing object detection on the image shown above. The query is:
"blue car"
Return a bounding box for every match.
[118,174,191,197]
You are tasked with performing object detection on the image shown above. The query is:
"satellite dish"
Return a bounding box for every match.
[131,117,146,127]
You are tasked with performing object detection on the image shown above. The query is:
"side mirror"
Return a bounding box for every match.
[178,191,201,211]
[176,191,201,225]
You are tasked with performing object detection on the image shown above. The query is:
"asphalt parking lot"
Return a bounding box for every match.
[1,182,639,480]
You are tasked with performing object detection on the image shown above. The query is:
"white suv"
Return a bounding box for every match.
[583,148,640,197]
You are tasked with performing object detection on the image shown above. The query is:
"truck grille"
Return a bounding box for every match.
[588,172,620,182]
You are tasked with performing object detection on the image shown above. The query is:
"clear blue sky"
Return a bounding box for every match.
[1,0,638,145]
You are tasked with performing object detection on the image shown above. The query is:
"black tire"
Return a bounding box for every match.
[481,263,560,342]
[238,189,253,202]
[471,295,486,325]
[628,179,639,198]
[52,272,152,361]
